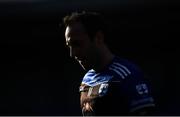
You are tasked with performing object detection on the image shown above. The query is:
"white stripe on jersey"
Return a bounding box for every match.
[110,64,128,76]
[113,62,131,74]
[109,67,125,79]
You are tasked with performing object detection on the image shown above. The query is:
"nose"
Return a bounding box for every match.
[69,46,78,58]
[69,46,73,58]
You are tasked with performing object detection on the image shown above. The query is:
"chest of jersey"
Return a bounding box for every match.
[80,83,109,115]
[79,81,130,116]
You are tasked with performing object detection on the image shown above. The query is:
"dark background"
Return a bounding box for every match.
[0,0,180,115]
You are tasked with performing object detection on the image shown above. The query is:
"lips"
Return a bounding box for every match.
[76,58,86,65]
[75,57,85,62]
[78,59,85,63]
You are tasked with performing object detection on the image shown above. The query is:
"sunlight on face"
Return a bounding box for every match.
[65,22,97,70]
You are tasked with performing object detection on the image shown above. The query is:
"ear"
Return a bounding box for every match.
[94,31,104,45]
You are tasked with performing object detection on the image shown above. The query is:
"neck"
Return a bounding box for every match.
[93,45,114,72]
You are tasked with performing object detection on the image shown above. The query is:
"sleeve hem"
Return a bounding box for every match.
[130,103,155,112]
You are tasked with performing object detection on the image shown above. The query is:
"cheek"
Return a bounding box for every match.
[86,46,97,60]
[81,40,96,59]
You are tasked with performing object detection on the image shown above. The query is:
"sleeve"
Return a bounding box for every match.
[121,74,156,114]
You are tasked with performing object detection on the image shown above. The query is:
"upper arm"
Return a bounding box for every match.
[121,77,156,115]
[130,106,155,115]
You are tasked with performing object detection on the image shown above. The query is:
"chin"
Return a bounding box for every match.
[80,64,89,70]
[79,63,90,71]
[81,66,87,70]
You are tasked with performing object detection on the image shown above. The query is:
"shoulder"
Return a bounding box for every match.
[108,56,144,81]
[108,56,152,95]
[108,56,156,114]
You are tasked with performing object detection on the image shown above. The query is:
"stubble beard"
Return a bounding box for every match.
[78,59,92,71]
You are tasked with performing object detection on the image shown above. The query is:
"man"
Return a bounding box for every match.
[62,11,155,116]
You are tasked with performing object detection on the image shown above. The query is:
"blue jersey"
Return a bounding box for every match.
[79,56,155,115]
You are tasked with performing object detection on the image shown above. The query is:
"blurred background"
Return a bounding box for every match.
[0,0,179,115]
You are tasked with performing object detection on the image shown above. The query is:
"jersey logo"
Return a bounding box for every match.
[136,83,148,95]
[98,83,109,97]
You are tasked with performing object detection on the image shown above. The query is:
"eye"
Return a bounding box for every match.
[72,41,81,47]
[66,38,81,48]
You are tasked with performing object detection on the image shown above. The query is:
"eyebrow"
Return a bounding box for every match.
[66,39,81,47]
[66,39,71,46]
[65,36,73,46]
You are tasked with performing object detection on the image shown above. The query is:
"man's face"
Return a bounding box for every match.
[65,22,98,70]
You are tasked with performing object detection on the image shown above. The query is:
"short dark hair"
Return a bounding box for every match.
[62,11,110,42]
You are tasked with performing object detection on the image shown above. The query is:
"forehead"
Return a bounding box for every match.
[65,22,86,38]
